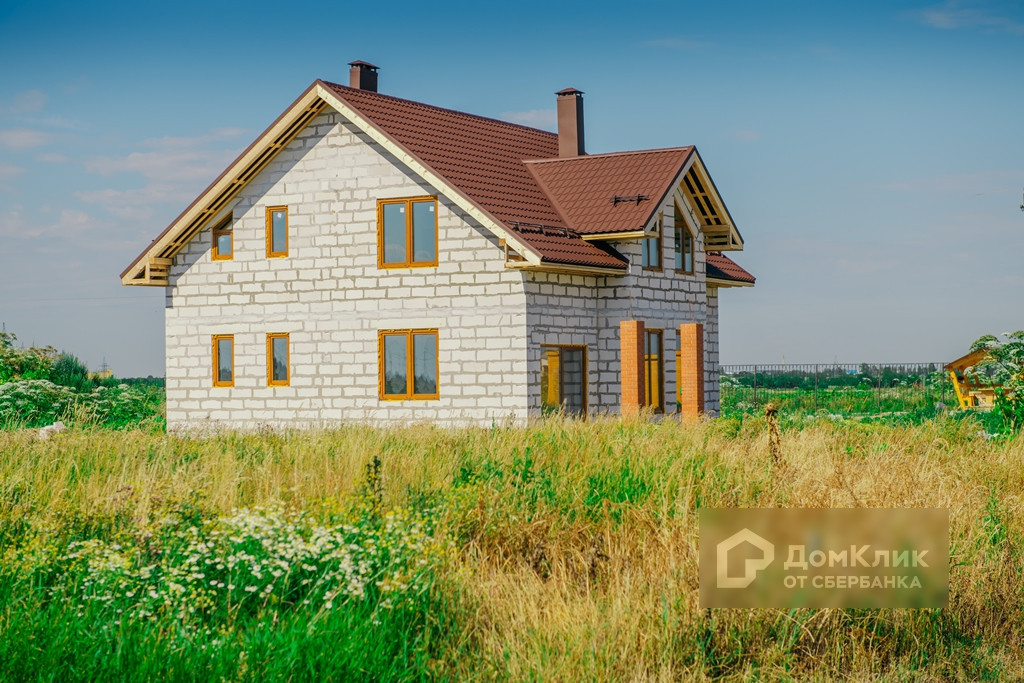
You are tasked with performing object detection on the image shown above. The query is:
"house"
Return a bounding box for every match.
[121,61,755,428]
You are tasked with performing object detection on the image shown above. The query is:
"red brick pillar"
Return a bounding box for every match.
[678,323,704,418]
[620,320,646,415]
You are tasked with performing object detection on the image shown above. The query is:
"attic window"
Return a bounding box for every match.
[378,197,438,268]
[212,217,232,260]
[641,215,663,270]
[266,206,288,257]
[673,202,694,274]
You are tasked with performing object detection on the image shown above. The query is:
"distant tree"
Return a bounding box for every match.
[0,332,58,383]
[48,353,94,392]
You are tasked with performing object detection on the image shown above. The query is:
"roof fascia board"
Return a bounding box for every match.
[707,277,754,288]
[506,262,626,276]
[316,83,543,266]
[580,229,646,242]
[121,83,325,284]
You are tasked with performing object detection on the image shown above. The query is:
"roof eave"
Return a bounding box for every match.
[707,276,755,288]
[506,261,627,276]
[120,81,327,285]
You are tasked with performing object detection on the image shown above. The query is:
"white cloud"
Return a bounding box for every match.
[499,109,557,130]
[7,90,48,114]
[0,163,25,178]
[80,126,247,222]
[75,185,196,221]
[36,153,68,163]
[0,207,93,239]
[0,128,55,150]
[915,0,1024,34]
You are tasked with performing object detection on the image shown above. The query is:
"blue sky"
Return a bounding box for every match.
[1,0,1022,376]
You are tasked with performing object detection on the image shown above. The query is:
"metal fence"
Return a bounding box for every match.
[719,362,953,416]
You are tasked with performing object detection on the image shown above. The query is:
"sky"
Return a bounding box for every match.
[0,0,1022,376]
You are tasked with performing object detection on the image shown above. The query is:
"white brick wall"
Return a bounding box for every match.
[165,111,528,429]
[163,108,728,428]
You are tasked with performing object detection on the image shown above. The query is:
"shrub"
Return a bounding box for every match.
[970,331,1024,434]
[0,332,58,384]
[48,353,93,392]
[0,379,78,427]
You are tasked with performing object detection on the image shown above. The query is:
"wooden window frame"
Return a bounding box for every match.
[266,333,290,387]
[212,334,234,388]
[378,328,440,400]
[674,217,694,275]
[644,329,664,413]
[212,216,233,261]
[377,196,439,269]
[540,344,589,416]
[265,206,288,258]
[641,214,663,271]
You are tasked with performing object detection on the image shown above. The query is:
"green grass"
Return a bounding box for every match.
[0,415,1021,680]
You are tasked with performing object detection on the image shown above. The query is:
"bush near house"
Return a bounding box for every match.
[969,331,1024,435]
[0,332,163,429]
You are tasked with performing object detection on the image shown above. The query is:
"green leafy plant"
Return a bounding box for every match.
[970,331,1024,434]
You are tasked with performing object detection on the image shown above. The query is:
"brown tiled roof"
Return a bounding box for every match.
[322,81,565,228]
[508,224,627,269]
[525,148,694,234]
[706,252,755,284]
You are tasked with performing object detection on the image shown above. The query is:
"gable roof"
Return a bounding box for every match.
[525,147,694,236]
[121,77,750,284]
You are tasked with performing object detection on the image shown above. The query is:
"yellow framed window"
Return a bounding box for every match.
[266,206,288,258]
[378,197,438,268]
[379,329,439,400]
[644,330,664,412]
[674,224,694,275]
[212,335,234,387]
[212,216,233,260]
[267,333,289,386]
[641,214,662,270]
[540,345,587,416]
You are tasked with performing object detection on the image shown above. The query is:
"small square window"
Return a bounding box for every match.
[266,206,288,257]
[212,335,234,387]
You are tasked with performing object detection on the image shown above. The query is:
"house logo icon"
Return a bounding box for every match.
[716,528,775,588]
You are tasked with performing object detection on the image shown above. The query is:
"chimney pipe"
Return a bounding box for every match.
[349,60,379,92]
[556,88,585,157]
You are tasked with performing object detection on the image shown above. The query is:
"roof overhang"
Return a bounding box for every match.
[580,229,646,242]
[505,261,627,276]
[707,277,754,288]
[120,80,548,286]
[676,151,743,251]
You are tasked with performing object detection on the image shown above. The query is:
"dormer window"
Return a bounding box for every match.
[212,217,233,260]
[378,197,438,268]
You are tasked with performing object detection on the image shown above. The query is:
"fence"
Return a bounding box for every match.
[719,362,953,416]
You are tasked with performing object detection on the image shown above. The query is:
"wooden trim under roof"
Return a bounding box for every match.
[707,276,754,288]
[681,153,743,251]
[121,83,327,285]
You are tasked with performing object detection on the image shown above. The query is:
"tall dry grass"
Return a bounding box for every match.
[1,414,1021,680]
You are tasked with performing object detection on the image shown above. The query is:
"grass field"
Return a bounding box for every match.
[1,414,1022,681]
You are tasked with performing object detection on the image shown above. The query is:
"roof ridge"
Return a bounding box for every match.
[320,80,559,140]
[523,146,693,164]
